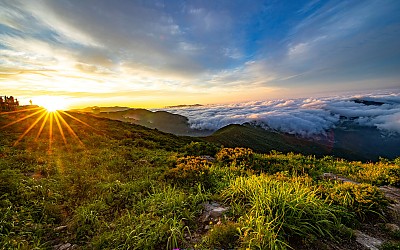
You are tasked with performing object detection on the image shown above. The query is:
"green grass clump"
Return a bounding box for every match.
[222,174,347,249]
[380,242,400,250]
[203,221,240,248]
[318,182,389,219]
[344,161,400,186]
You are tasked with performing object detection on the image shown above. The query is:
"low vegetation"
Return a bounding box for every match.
[0,109,399,249]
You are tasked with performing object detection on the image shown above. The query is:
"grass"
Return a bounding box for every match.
[222,174,346,249]
[0,108,399,249]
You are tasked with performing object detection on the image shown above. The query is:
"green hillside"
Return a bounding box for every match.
[1,108,399,249]
[87,108,212,136]
[205,123,365,161]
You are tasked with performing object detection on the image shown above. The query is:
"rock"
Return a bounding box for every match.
[380,186,400,226]
[53,243,78,250]
[354,230,382,250]
[321,173,337,180]
[54,225,67,232]
[199,155,215,162]
[200,202,229,223]
[209,206,228,218]
[204,225,211,230]
[321,173,359,184]
[385,223,400,232]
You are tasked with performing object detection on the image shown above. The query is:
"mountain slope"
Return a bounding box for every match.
[205,123,365,160]
[90,108,212,136]
[0,108,200,152]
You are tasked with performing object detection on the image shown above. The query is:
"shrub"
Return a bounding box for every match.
[182,141,219,156]
[216,148,254,169]
[318,182,389,219]
[164,156,212,187]
[204,221,240,248]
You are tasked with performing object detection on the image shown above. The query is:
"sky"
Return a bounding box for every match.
[1,0,400,108]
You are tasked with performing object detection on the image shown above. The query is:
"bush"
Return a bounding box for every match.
[204,221,240,248]
[318,182,389,219]
[182,141,219,156]
[216,148,254,169]
[164,156,212,187]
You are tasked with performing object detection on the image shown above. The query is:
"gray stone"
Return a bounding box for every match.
[200,202,229,223]
[55,243,71,250]
[199,155,215,162]
[54,243,78,250]
[354,230,382,250]
[210,206,229,218]
[54,225,67,232]
[385,223,400,232]
[321,173,359,184]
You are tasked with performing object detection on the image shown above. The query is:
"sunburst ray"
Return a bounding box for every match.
[49,112,54,151]
[53,111,67,145]
[2,104,98,152]
[56,111,84,146]
[0,107,42,115]
[36,112,50,141]
[59,110,98,131]
[1,108,45,129]
[13,110,48,146]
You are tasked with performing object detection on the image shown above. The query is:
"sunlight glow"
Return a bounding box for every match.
[0,106,91,152]
[35,96,70,112]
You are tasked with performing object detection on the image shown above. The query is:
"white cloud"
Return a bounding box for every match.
[159,91,400,136]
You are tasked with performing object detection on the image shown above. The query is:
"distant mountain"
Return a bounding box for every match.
[75,106,130,113]
[204,123,366,161]
[86,108,213,136]
[327,121,400,161]
[164,104,203,108]
[204,121,400,161]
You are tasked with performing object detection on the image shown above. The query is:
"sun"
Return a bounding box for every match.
[36,96,69,112]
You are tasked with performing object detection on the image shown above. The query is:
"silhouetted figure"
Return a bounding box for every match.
[0,95,20,111]
[29,100,33,105]
[0,96,4,111]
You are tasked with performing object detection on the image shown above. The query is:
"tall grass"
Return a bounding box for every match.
[222,174,347,249]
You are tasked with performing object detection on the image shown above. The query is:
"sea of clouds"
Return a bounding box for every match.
[158,91,400,137]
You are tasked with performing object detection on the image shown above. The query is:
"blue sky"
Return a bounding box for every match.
[0,0,399,108]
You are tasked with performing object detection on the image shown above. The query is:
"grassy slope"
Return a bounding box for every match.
[0,108,399,249]
[93,109,212,136]
[205,124,364,161]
